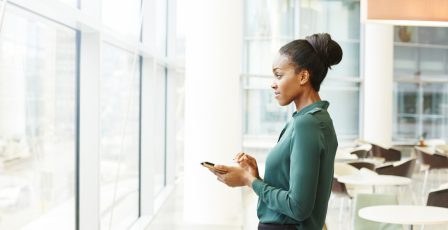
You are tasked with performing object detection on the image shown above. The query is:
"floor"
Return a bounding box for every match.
[145,169,448,230]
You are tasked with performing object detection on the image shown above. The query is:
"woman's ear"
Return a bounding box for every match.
[298,70,310,85]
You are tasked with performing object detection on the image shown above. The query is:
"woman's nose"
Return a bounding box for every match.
[271,82,277,89]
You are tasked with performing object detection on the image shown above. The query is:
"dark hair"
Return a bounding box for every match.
[279,33,343,91]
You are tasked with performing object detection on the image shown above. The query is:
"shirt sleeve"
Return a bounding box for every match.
[252,114,323,221]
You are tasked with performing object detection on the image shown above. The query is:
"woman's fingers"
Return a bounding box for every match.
[233,152,245,162]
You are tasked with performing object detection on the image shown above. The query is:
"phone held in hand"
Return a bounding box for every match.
[200,161,227,174]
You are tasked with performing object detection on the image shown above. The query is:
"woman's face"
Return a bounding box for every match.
[271,54,304,106]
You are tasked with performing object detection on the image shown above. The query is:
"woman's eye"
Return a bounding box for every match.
[275,74,282,79]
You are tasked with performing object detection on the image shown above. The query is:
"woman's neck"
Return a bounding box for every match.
[294,89,321,112]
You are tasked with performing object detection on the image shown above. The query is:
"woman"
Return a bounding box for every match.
[211,33,342,230]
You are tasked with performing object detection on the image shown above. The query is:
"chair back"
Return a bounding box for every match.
[331,178,351,198]
[415,148,448,169]
[353,193,401,230]
[350,149,370,159]
[427,188,448,208]
[370,143,401,162]
[375,158,416,178]
[370,143,386,158]
[348,161,376,171]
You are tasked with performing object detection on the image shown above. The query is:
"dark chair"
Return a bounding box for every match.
[370,143,401,162]
[427,188,448,208]
[416,148,448,170]
[347,161,375,171]
[415,147,448,196]
[370,143,385,158]
[331,178,352,220]
[375,158,416,178]
[350,149,370,159]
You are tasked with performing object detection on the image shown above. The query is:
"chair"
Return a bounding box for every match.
[415,147,448,196]
[353,193,401,230]
[375,158,416,178]
[370,143,401,162]
[427,187,448,208]
[350,149,371,159]
[331,178,352,220]
[348,161,376,171]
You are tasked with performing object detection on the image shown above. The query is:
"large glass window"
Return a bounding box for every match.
[56,0,78,8]
[100,44,140,230]
[0,6,77,229]
[243,0,295,140]
[243,0,361,144]
[393,26,448,142]
[102,0,142,39]
[298,0,360,142]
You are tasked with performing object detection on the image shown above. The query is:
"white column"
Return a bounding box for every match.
[184,0,243,226]
[362,23,394,147]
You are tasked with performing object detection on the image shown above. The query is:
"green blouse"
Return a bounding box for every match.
[252,101,338,230]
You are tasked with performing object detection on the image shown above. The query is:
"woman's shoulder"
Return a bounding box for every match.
[292,113,320,130]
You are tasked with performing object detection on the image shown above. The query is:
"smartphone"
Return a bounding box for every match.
[200,161,227,174]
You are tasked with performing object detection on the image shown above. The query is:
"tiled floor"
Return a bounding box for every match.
[145,169,448,230]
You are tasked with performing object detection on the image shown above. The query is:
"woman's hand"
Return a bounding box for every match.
[211,165,256,188]
[233,152,261,180]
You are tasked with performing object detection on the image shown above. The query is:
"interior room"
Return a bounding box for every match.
[0,0,447,229]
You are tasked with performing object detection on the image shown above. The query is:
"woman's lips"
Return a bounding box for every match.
[274,91,280,98]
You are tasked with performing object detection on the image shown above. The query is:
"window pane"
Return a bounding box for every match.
[100,44,140,230]
[102,0,141,39]
[422,84,448,139]
[394,83,419,140]
[320,80,360,142]
[393,46,417,77]
[244,0,295,38]
[0,7,76,229]
[299,0,360,78]
[394,26,448,142]
[56,0,78,8]
[245,40,288,75]
[243,76,291,136]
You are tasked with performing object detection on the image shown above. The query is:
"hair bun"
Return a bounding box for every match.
[305,33,343,69]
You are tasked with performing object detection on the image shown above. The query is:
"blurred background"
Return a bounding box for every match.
[0,0,447,229]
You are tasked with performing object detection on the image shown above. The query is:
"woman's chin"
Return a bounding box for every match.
[276,100,289,106]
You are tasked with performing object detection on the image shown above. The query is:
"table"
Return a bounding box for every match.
[337,174,411,193]
[359,205,448,229]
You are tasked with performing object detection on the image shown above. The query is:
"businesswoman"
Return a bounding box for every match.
[212,33,342,230]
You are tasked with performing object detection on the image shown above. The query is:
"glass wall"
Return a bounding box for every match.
[298,0,360,142]
[393,26,448,142]
[102,0,142,39]
[0,6,77,229]
[100,44,140,230]
[0,0,175,228]
[243,0,361,145]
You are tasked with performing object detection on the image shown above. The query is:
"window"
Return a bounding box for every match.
[242,0,361,144]
[102,0,142,39]
[243,0,295,140]
[100,43,140,230]
[393,26,448,141]
[0,6,77,229]
[298,0,361,142]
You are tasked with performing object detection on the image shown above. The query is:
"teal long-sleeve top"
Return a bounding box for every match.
[252,101,338,230]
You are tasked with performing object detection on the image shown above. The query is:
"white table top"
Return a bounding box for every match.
[359,205,448,225]
[338,174,411,186]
